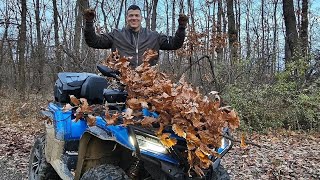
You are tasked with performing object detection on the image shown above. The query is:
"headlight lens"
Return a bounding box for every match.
[129,134,167,154]
[217,137,232,154]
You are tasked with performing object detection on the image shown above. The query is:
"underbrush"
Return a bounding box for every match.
[223,78,320,132]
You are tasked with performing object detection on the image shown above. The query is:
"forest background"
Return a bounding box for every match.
[1,0,320,179]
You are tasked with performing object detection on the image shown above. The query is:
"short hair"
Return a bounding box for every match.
[127,5,141,12]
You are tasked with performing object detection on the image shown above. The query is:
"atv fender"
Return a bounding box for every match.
[45,121,74,180]
[74,126,131,180]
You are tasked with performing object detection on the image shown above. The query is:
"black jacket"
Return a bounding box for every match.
[84,22,186,67]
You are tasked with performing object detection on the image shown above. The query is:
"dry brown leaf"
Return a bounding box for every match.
[172,124,186,138]
[62,103,73,112]
[159,133,177,148]
[79,98,92,113]
[122,118,135,126]
[193,165,205,177]
[240,133,247,149]
[107,112,120,125]
[69,95,80,106]
[156,123,164,135]
[122,108,134,119]
[86,114,96,126]
[195,148,211,168]
[142,49,158,62]
[186,131,201,146]
[140,101,148,108]
[74,112,83,122]
[225,109,240,129]
[141,116,157,127]
[127,98,141,110]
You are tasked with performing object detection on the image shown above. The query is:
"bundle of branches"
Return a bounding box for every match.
[100,49,240,176]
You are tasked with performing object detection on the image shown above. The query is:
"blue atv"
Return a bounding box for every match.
[28,65,233,180]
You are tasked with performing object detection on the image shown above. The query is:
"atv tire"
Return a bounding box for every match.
[211,165,230,180]
[28,134,60,180]
[81,164,129,180]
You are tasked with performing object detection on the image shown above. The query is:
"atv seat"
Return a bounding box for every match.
[54,72,108,104]
[81,75,108,104]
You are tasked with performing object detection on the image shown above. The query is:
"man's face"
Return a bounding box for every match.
[126,9,142,31]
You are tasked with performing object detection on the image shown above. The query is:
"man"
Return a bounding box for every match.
[83,5,188,67]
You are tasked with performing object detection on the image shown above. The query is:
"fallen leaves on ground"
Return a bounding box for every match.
[0,93,45,179]
[223,131,320,179]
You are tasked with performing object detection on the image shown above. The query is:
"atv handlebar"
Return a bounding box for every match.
[97,65,120,79]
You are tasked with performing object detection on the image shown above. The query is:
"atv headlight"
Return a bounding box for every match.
[217,137,232,154]
[129,134,167,154]
[220,137,229,149]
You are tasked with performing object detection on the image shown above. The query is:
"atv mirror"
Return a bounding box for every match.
[97,65,120,78]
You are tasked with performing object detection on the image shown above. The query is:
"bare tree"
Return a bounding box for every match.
[74,0,89,60]
[151,0,158,31]
[216,0,224,62]
[17,0,27,98]
[144,0,151,29]
[33,0,45,92]
[226,0,238,67]
[0,2,10,88]
[53,0,62,73]
[272,0,279,74]
[116,0,125,29]
[300,0,308,57]
[0,5,9,70]
[283,0,301,66]
[245,0,251,60]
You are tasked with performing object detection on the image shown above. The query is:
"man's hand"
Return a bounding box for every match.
[178,14,189,28]
[83,8,95,22]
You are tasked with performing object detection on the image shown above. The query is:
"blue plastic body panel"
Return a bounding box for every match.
[49,103,88,140]
[93,116,180,165]
[49,103,229,165]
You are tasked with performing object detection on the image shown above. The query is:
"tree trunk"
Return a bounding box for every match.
[226,0,238,67]
[172,0,176,35]
[116,0,125,29]
[179,0,184,13]
[101,0,107,30]
[144,0,151,30]
[18,0,27,99]
[261,0,265,72]
[74,0,89,63]
[74,0,81,55]
[164,0,170,72]
[34,0,45,93]
[187,0,195,81]
[245,0,251,60]
[151,0,158,31]
[53,0,63,73]
[283,0,301,66]
[0,15,9,89]
[300,0,308,57]
[235,0,241,56]
[272,0,279,75]
[0,8,9,67]
[216,0,223,62]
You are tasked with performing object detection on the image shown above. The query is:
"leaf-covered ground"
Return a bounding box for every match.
[223,131,320,179]
[0,93,319,179]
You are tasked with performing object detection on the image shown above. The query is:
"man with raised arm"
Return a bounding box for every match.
[83,5,188,67]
